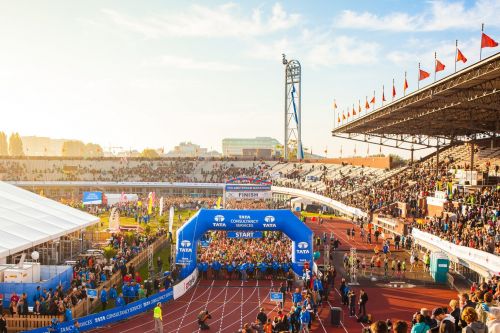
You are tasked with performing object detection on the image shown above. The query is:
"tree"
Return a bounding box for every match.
[61,140,86,157]
[0,132,8,156]
[8,133,24,156]
[84,143,104,158]
[141,149,160,159]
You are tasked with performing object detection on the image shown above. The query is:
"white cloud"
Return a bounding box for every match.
[102,3,301,39]
[336,0,500,32]
[141,55,243,71]
[249,32,379,67]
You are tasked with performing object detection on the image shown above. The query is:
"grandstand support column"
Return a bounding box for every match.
[436,143,440,176]
[410,146,414,176]
[493,120,499,149]
[470,136,475,184]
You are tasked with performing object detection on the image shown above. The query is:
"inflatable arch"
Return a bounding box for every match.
[175,209,313,278]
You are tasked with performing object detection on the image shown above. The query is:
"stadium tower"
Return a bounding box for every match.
[283,54,304,160]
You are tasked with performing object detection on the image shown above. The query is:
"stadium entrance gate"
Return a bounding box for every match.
[175,209,313,278]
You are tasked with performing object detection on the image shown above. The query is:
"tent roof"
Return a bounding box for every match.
[0,181,99,258]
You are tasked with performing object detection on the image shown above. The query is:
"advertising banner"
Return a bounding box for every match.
[26,288,174,333]
[82,192,102,205]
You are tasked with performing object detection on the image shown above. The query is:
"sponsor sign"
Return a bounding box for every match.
[87,289,98,299]
[28,288,174,333]
[270,292,283,302]
[227,231,263,239]
[225,184,272,200]
[82,192,102,205]
[173,269,199,300]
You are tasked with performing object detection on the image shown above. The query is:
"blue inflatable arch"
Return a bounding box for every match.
[175,209,313,278]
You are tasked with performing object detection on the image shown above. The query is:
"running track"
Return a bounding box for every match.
[92,217,458,333]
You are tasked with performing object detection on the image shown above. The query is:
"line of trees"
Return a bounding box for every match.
[0,131,104,157]
[0,132,24,156]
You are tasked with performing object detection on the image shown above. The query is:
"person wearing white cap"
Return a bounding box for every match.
[486,306,500,333]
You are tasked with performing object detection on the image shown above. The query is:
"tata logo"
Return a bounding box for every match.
[213,222,226,227]
[214,215,225,222]
[297,242,309,249]
[263,223,276,228]
[180,240,191,247]
[297,249,310,254]
[264,216,275,223]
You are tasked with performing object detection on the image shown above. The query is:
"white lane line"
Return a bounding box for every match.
[176,281,205,333]
[196,280,215,333]
[217,281,230,333]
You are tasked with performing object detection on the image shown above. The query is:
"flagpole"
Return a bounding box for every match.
[434,52,437,82]
[455,40,458,73]
[480,23,484,60]
[358,99,361,116]
[382,85,384,106]
[418,63,420,90]
[372,90,375,111]
[392,78,395,101]
[353,103,355,118]
[404,71,407,96]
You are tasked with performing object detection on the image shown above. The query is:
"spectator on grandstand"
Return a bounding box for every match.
[411,314,430,333]
[256,307,267,326]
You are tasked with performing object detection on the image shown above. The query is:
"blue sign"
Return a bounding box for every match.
[26,288,174,333]
[175,209,313,278]
[83,191,102,205]
[227,231,263,239]
[87,289,98,299]
[270,292,283,302]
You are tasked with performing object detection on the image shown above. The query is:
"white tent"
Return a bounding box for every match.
[0,181,99,259]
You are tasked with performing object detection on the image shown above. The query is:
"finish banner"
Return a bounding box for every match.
[225,184,272,200]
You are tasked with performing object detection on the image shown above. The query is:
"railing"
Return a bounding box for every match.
[72,237,169,318]
[5,315,64,332]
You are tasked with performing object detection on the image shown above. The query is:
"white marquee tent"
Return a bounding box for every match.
[0,181,99,259]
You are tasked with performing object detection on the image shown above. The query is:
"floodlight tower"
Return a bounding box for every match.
[283,54,304,160]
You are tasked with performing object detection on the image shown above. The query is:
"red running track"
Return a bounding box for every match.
[92,217,459,333]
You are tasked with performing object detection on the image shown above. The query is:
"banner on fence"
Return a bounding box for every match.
[26,289,173,333]
[173,268,198,300]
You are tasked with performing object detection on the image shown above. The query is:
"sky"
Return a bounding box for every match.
[0,0,499,157]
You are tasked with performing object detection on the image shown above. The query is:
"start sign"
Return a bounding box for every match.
[227,231,263,239]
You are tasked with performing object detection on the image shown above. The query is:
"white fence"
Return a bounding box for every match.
[412,228,500,277]
[271,186,368,218]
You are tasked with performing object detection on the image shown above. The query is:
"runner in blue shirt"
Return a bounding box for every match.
[109,284,117,300]
[100,289,108,311]
[292,288,303,304]
[272,261,280,279]
[247,262,255,279]
[115,293,125,307]
[226,261,234,280]
[48,318,60,333]
[258,262,267,280]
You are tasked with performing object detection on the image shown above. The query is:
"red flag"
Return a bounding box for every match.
[365,99,370,109]
[456,49,467,63]
[352,106,356,116]
[419,69,430,81]
[347,111,350,118]
[370,96,375,104]
[337,116,340,123]
[435,59,445,72]
[382,92,386,102]
[342,113,346,120]
[358,103,361,114]
[333,101,337,109]
[481,32,498,48]
[404,79,408,91]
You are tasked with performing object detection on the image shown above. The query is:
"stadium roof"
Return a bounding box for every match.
[0,181,99,258]
[332,52,500,150]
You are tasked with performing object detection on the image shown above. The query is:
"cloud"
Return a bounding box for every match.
[336,0,500,32]
[249,32,379,67]
[102,3,301,39]
[141,55,244,71]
